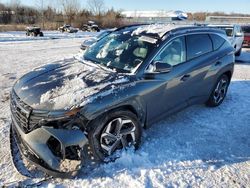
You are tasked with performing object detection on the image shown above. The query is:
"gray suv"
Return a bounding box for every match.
[10,24,235,178]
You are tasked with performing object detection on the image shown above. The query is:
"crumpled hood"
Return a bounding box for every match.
[13,58,129,111]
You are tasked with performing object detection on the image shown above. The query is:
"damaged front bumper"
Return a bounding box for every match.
[11,115,88,178]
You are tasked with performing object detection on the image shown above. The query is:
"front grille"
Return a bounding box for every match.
[10,91,38,133]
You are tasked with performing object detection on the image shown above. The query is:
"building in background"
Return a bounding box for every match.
[206,16,250,24]
[122,10,188,23]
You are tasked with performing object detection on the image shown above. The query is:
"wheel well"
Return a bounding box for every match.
[106,105,146,127]
[223,71,232,81]
[86,105,140,132]
[107,105,139,118]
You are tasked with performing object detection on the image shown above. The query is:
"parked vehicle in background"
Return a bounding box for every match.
[26,26,43,37]
[242,25,250,47]
[82,21,100,32]
[58,24,78,33]
[208,24,244,56]
[10,24,235,178]
[80,29,116,51]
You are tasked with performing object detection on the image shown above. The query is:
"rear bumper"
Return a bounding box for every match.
[11,115,88,178]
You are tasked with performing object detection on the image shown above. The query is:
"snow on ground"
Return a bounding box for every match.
[0,37,249,187]
[0,30,97,42]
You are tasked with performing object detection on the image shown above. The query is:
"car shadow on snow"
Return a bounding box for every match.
[75,80,250,180]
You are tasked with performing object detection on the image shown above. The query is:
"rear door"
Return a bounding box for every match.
[184,33,217,104]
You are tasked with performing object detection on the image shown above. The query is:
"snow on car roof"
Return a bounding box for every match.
[131,24,179,38]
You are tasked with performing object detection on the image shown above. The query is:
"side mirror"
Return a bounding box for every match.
[154,61,172,73]
[144,61,172,79]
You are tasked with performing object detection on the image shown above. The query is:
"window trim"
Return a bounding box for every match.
[143,31,227,74]
[209,34,214,51]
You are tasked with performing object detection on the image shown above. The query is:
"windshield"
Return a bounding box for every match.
[97,31,110,39]
[83,32,157,73]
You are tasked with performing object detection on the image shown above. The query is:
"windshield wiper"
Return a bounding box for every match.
[82,56,115,72]
[106,64,130,73]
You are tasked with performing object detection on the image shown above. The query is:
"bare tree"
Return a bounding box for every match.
[36,0,47,28]
[9,0,21,23]
[10,0,21,8]
[87,0,104,16]
[36,0,46,12]
[58,0,80,24]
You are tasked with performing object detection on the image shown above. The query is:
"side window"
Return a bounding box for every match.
[154,36,186,66]
[209,34,225,51]
[186,34,213,60]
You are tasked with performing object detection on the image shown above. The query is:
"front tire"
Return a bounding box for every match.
[206,74,230,107]
[88,110,142,161]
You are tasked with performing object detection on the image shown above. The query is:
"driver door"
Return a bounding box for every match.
[144,36,191,124]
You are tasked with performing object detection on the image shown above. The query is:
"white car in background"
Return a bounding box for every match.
[209,24,244,56]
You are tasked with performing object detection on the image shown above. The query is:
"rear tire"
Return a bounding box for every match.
[206,74,230,107]
[88,110,142,161]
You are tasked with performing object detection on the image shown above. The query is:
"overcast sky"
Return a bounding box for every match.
[2,0,250,14]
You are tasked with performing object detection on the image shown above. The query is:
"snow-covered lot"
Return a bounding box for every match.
[0,35,249,187]
[0,30,96,42]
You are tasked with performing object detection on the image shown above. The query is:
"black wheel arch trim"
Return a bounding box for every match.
[80,97,147,128]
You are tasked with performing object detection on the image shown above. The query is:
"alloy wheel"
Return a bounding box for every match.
[213,77,228,104]
[100,117,136,156]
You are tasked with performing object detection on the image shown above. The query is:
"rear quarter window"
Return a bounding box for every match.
[209,34,226,51]
[186,34,213,60]
[220,40,232,50]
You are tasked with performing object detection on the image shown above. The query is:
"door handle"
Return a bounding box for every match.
[181,74,190,81]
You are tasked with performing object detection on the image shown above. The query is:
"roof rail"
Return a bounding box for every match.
[161,25,226,39]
